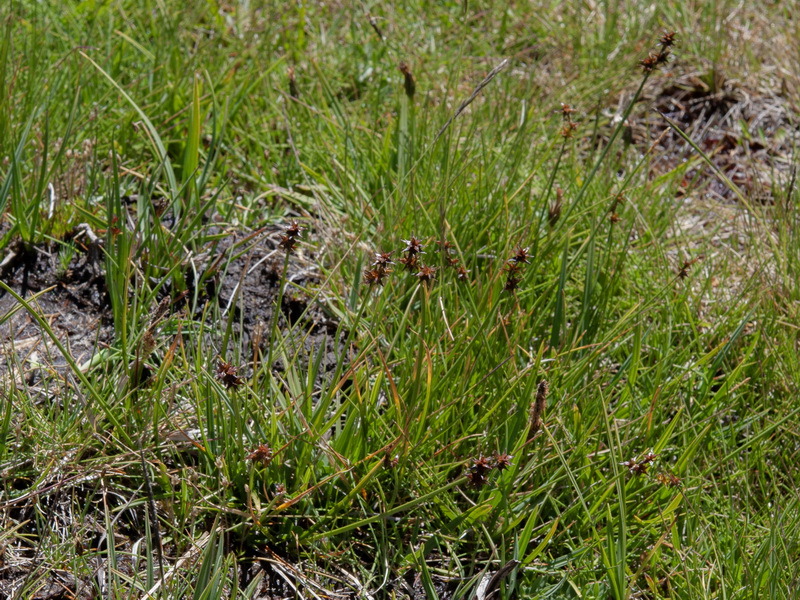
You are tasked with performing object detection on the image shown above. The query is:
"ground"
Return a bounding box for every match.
[1,2,800,599]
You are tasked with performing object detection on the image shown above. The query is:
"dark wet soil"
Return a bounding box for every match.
[0,224,345,386]
[0,238,114,378]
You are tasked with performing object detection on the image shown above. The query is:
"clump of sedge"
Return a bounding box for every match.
[216,359,245,389]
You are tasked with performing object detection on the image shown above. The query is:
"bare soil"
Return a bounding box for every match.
[629,66,798,203]
[0,224,345,387]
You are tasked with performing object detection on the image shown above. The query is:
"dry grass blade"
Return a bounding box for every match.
[434,58,509,142]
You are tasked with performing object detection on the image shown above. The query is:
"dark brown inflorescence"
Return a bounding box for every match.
[216,359,245,389]
[364,267,390,287]
[622,451,657,476]
[466,456,494,488]
[246,444,273,465]
[364,249,394,287]
[559,103,579,139]
[529,380,548,436]
[503,243,531,294]
[677,255,703,280]
[641,30,676,73]
[279,220,303,253]
[466,453,514,487]
[415,264,437,285]
[493,452,513,471]
[399,61,416,99]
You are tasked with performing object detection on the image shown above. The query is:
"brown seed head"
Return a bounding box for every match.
[364,267,389,286]
[279,234,298,253]
[399,61,416,99]
[141,329,157,357]
[510,246,531,265]
[402,236,425,257]
[659,31,677,49]
[656,472,681,488]
[493,453,513,471]
[560,120,579,139]
[373,251,394,268]
[466,470,488,488]
[560,103,577,121]
[216,359,245,389]
[399,255,419,273]
[415,264,437,284]
[437,239,455,254]
[284,220,302,238]
[622,451,657,476]
[503,275,521,293]
[678,255,703,280]
[640,53,660,73]
[246,444,273,465]
[456,265,470,282]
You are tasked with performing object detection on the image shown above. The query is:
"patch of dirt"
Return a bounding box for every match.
[0,238,113,381]
[198,230,345,377]
[0,223,344,387]
[627,67,798,203]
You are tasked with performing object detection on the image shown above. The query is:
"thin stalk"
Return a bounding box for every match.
[559,74,651,225]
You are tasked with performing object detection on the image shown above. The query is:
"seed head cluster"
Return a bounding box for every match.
[559,103,579,139]
[246,443,273,466]
[466,453,514,488]
[278,220,303,253]
[363,234,469,289]
[640,30,676,73]
[503,246,531,293]
[622,451,657,476]
[216,359,245,389]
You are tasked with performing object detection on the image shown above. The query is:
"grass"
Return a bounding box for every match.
[1,1,799,598]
